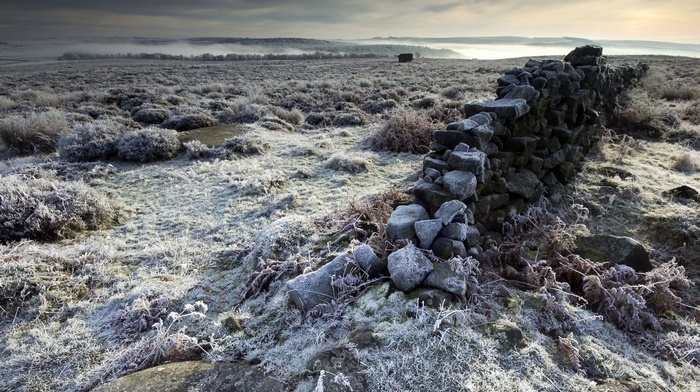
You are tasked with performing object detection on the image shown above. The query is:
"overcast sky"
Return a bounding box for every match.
[1,0,699,44]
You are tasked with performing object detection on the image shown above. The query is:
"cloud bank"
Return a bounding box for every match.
[1,0,698,44]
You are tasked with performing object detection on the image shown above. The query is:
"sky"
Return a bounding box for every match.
[1,0,699,45]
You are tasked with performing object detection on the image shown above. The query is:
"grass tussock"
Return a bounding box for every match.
[0,109,71,155]
[367,108,441,154]
[116,128,181,162]
[324,152,374,174]
[0,174,123,242]
[672,152,700,173]
[58,119,134,162]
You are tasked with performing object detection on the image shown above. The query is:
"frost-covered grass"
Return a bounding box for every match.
[0,55,699,391]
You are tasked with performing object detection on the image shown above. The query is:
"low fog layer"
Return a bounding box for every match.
[1,36,699,62]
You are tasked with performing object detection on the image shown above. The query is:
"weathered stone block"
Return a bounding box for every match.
[414,182,454,208]
[443,170,478,200]
[386,204,430,241]
[388,244,434,292]
[415,219,443,249]
[423,156,449,173]
[447,150,486,174]
[434,200,467,225]
[430,237,467,260]
[506,169,540,199]
[439,222,468,241]
[354,244,386,278]
[424,261,468,297]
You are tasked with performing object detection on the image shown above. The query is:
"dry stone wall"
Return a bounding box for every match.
[288,46,648,312]
[391,45,647,262]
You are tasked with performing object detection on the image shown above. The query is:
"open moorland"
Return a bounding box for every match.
[1,53,699,391]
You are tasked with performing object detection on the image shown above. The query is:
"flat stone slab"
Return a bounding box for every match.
[464,98,530,120]
[434,200,467,226]
[575,234,652,272]
[92,361,283,392]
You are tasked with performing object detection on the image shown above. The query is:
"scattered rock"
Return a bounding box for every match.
[591,379,642,392]
[575,235,652,272]
[418,288,457,308]
[664,185,700,202]
[353,244,386,277]
[387,244,434,292]
[492,322,527,349]
[287,253,359,312]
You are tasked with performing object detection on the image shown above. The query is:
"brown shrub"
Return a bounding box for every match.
[366,108,441,154]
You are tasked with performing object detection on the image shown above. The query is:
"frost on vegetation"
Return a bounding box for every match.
[366,108,440,154]
[183,140,211,159]
[131,104,170,125]
[247,215,318,261]
[116,127,181,162]
[0,174,123,242]
[324,151,374,174]
[82,301,216,390]
[222,135,270,155]
[160,109,216,131]
[491,199,695,333]
[259,115,295,132]
[0,108,71,155]
[58,118,133,162]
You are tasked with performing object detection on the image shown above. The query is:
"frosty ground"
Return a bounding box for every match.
[0,55,699,391]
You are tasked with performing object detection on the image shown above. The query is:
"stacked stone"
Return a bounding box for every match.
[287,46,648,310]
[404,45,647,260]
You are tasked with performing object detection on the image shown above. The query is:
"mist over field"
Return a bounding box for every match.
[2,36,700,63]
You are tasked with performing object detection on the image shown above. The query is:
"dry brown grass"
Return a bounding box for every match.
[366,108,441,154]
[0,109,71,154]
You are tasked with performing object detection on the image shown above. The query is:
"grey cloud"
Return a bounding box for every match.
[422,2,463,13]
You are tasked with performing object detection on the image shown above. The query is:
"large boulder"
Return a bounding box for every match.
[386,204,430,241]
[387,243,434,292]
[92,361,283,392]
[575,234,652,272]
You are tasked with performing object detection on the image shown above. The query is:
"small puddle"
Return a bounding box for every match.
[178,125,245,147]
